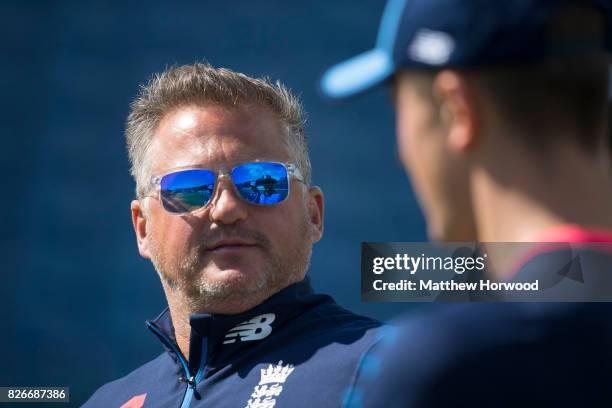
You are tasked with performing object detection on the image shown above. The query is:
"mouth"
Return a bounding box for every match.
[206,239,259,253]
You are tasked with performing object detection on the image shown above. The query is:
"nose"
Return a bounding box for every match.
[208,177,248,225]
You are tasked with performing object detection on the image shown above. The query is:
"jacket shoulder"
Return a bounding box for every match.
[81,353,173,407]
[310,297,381,330]
[349,303,612,407]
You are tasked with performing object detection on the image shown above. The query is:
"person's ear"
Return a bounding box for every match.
[433,70,480,153]
[306,186,324,243]
[131,199,152,259]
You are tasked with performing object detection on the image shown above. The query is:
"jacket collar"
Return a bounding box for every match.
[510,225,612,278]
[146,277,328,374]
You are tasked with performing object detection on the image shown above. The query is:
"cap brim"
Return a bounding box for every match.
[320,48,395,100]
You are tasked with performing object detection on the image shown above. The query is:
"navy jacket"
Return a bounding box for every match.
[345,245,612,407]
[84,278,381,408]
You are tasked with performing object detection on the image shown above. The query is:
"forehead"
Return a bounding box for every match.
[148,104,288,175]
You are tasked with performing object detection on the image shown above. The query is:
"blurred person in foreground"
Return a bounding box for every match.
[321,0,612,406]
[83,63,380,408]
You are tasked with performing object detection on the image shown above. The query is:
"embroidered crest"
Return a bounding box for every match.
[245,360,295,408]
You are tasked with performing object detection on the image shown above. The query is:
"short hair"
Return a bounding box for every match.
[126,63,311,197]
[403,5,610,154]
[474,57,609,153]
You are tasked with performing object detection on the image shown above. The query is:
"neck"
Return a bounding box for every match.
[472,141,612,243]
[160,278,301,360]
[162,286,194,360]
[162,287,255,360]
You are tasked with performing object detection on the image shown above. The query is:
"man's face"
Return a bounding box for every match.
[131,104,324,313]
[395,73,475,241]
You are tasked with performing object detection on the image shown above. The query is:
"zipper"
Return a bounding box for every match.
[180,339,207,408]
[146,321,208,408]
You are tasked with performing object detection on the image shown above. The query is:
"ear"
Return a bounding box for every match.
[306,186,324,243]
[433,70,479,153]
[131,199,152,259]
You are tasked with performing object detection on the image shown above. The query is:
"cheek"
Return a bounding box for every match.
[396,96,433,176]
[397,114,434,197]
[396,111,450,227]
[148,208,200,256]
[397,120,420,172]
[254,202,308,252]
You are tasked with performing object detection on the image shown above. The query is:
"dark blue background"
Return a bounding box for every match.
[2,1,426,406]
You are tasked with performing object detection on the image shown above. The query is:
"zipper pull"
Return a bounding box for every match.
[187,376,196,388]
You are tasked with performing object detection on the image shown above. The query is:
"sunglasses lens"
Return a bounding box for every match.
[160,169,216,213]
[231,162,289,205]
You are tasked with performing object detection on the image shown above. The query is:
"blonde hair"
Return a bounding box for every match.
[126,63,311,197]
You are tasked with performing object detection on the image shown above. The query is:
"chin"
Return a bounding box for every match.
[210,264,262,277]
[427,218,457,242]
[202,266,268,291]
[190,267,274,313]
[430,221,475,242]
[426,219,446,242]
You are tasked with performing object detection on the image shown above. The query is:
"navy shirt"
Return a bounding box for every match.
[83,278,381,408]
[345,235,612,408]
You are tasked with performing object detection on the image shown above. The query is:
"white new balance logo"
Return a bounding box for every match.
[408,28,455,65]
[223,313,276,344]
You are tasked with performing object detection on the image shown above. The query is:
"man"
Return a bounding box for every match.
[321,0,612,406]
[83,63,380,408]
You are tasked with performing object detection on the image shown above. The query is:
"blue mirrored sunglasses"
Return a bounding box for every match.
[147,162,304,214]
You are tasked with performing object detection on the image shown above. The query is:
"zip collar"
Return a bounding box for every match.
[145,277,329,378]
[532,224,612,243]
[510,224,612,278]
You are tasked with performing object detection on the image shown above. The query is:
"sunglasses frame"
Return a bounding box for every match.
[145,161,305,215]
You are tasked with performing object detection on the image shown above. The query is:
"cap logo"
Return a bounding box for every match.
[408,29,455,65]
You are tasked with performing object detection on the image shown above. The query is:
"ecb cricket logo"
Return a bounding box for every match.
[245,360,295,408]
[224,313,276,344]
